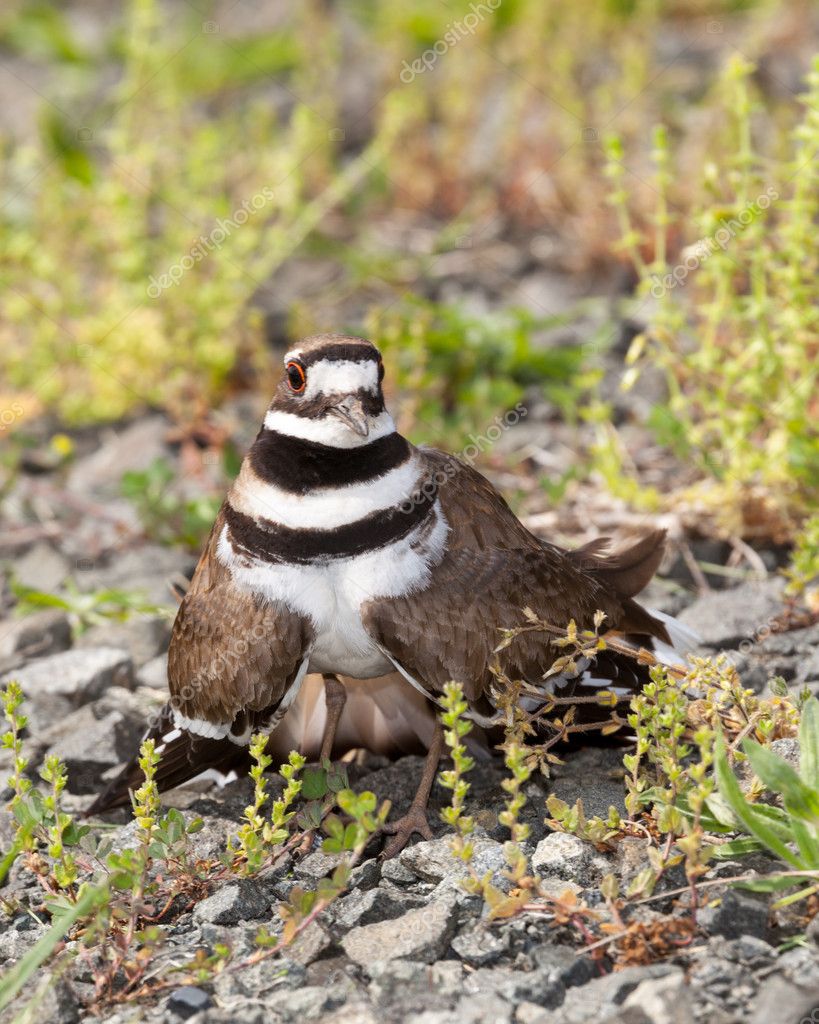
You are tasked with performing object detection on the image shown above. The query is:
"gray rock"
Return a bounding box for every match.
[77,544,193,609]
[331,887,409,930]
[451,923,511,966]
[192,881,269,925]
[529,943,598,989]
[66,415,170,498]
[77,614,170,667]
[750,975,819,1024]
[12,542,70,592]
[380,857,418,886]
[622,973,694,1024]
[719,935,775,967]
[0,610,72,670]
[40,687,155,793]
[531,832,597,881]
[137,652,168,689]
[348,858,381,892]
[294,849,345,880]
[406,993,513,1024]
[1,646,133,705]
[677,579,784,649]
[400,835,507,891]
[698,889,770,941]
[287,920,334,965]
[341,898,458,967]
[167,986,212,1019]
[556,965,681,1024]
[464,964,565,1009]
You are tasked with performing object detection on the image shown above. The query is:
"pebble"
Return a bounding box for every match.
[342,898,458,968]
[192,881,270,926]
[0,646,133,703]
[167,986,213,1019]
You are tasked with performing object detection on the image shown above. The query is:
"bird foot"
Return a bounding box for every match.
[380,806,434,859]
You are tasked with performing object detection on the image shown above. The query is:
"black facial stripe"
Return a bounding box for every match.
[249,429,411,495]
[274,388,385,420]
[296,343,379,367]
[224,491,436,564]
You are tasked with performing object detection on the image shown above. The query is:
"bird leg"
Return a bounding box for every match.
[381,720,444,859]
[319,674,347,763]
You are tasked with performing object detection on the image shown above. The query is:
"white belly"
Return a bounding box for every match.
[217,508,449,679]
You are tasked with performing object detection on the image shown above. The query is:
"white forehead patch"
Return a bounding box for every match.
[285,357,379,397]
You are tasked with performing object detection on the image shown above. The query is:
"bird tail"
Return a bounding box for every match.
[86,703,249,815]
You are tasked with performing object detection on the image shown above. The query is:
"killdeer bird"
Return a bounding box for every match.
[91,333,694,855]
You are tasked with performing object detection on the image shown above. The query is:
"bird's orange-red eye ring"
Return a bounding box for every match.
[286,361,306,393]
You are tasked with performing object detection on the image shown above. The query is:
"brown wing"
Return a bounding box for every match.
[362,449,668,702]
[88,508,312,813]
[168,508,312,733]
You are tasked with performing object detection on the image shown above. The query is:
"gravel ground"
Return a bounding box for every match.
[1,421,819,1024]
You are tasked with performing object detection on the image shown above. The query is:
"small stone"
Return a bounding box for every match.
[557,964,681,1023]
[720,934,775,966]
[137,652,168,689]
[271,984,334,1019]
[12,542,70,592]
[167,986,213,1019]
[77,614,170,667]
[0,610,72,669]
[380,857,418,886]
[530,832,592,881]
[295,849,345,880]
[400,835,507,895]
[750,974,819,1024]
[406,993,513,1024]
[192,881,269,925]
[349,858,381,891]
[287,920,334,965]
[622,972,694,1024]
[40,687,155,793]
[699,889,770,941]
[332,887,407,930]
[677,578,785,650]
[464,964,565,1010]
[341,898,458,968]
[1,646,133,705]
[451,923,511,966]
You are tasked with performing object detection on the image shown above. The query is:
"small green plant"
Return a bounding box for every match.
[713,696,819,906]
[365,298,591,448]
[439,682,476,867]
[606,56,819,537]
[783,514,819,606]
[120,458,223,550]
[10,577,167,634]
[229,737,306,874]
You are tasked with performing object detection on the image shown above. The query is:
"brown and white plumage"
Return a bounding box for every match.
[90,333,693,818]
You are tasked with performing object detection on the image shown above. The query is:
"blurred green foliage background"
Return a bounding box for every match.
[0,0,817,562]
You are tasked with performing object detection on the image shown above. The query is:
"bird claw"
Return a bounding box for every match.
[380,807,434,859]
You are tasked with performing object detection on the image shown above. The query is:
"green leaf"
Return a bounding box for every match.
[0,882,107,1012]
[736,874,812,893]
[799,696,819,787]
[714,735,802,869]
[707,838,766,859]
[743,739,819,821]
[300,767,329,801]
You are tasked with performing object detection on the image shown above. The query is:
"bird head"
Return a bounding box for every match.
[265,334,392,446]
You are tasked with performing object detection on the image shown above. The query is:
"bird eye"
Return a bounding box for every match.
[377,359,385,383]
[286,361,306,393]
